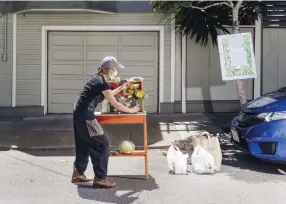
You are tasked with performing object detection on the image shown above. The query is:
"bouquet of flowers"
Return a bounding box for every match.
[109,77,148,112]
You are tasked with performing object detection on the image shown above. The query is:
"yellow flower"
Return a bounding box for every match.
[136,90,145,99]
[130,84,139,90]
[128,89,134,95]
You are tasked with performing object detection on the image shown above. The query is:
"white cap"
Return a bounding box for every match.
[100,56,124,70]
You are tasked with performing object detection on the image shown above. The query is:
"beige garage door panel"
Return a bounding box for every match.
[119,65,156,77]
[121,50,155,62]
[51,65,84,75]
[48,31,158,113]
[121,35,155,47]
[141,80,156,92]
[51,93,78,104]
[86,65,99,76]
[52,89,82,95]
[144,95,155,106]
[86,50,119,61]
[52,35,84,46]
[52,50,85,61]
[86,35,119,46]
[52,79,83,90]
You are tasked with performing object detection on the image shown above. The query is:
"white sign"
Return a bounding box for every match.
[217,33,257,81]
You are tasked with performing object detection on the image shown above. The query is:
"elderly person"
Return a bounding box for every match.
[71,56,139,188]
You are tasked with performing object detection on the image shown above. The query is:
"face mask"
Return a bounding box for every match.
[109,70,118,80]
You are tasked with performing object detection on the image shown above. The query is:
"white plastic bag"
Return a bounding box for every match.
[167,145,189,174]
[191,146,215,174]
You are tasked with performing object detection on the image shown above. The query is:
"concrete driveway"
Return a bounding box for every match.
[2,113,286,203]
[1,140,286,204]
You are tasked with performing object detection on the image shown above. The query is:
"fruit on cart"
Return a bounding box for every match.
[118,140,135,154]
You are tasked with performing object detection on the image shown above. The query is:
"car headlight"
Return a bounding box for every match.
[256,111,286,122]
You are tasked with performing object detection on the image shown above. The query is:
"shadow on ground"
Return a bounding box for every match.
[24,150,75,157]
[2,113,224,157]
[219,137,286,182]
[0,114,172,151]
[76,175,159,204]
[205,112,238,133]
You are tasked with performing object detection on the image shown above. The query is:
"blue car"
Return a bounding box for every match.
[231,87,286,162]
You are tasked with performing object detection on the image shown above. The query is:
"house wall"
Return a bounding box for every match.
[262,28,286,94]
[174,27,255,113]
[175,31,182,102]
[0,14,13,107]
[14,13,171,115]
[0,13,266,116]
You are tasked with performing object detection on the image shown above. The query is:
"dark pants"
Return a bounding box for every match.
[73,112,109,179]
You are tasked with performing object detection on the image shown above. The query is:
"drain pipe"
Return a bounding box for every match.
[2,13,7,62]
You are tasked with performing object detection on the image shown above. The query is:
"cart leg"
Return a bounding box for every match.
[145,156,148,180]
[143,116,149,180]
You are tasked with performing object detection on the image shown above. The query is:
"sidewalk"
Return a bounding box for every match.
[0,113,228,151]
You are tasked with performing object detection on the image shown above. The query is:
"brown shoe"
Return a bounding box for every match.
[71,168,93,183]
[93,177,116,188]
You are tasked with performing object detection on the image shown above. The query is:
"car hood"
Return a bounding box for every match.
[243,92,286,113]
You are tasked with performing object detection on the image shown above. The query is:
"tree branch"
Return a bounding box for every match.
[227,0,234,7]
[182,1,233,11]
[235,0,243,10]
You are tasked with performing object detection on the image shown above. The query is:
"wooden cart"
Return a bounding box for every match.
[95,112,149,179]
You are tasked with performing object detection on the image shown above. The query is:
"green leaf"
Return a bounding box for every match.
[151,1,266,47]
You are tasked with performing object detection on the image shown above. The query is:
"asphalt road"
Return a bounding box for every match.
[1,141,286,204]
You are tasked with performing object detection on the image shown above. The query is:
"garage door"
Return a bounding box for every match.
[48,31,159,113]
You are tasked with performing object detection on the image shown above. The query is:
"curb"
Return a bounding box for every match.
[0,146,75,152]
[0,144,171,152]
[0,134,232,152]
